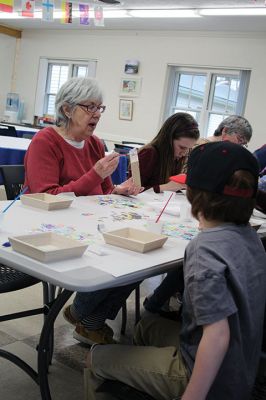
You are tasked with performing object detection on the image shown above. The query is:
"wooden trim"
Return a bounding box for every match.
[0,25,21,38]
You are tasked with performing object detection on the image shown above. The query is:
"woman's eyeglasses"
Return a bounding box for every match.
[77,103,106,114]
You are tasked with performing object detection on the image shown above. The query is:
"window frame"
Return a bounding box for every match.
[164,65,250,138]
[34,57,97,118]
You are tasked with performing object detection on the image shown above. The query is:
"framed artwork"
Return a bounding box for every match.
[124,59,139,74]
[120,77,142,97]
[119,99,133,121]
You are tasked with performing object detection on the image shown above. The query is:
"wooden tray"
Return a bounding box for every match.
[249,219,262,231]
[102,227,168,253]
[20,193,73,210]
[9,232,88,262]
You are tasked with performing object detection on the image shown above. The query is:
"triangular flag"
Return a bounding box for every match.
[94,5,104,27]
[61,0,72,24]
[79,3,89,25]
[21,0,35,17]
[42,0,54,21]
[0,0,13,13]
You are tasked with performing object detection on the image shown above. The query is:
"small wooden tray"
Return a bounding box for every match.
[20,193,73,210]
[249,219,262,231]
[9,232,88,262]
[102,227,168,253]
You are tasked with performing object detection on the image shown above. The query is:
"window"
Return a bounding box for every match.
[44,62,89,116]
[35,58,97,118]
[165,66,250,137]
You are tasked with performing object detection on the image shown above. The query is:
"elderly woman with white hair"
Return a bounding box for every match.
[24,76,139,196]
[24,77,141,345]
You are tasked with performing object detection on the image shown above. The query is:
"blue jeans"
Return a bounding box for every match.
[72,282,139,328]
[144,268,184,312]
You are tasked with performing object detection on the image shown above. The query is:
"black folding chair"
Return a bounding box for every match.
[0,164,25,200]
[0,164,55,367]
[0,124,17,137]
[114,144,133,155]
[121,141,145,146]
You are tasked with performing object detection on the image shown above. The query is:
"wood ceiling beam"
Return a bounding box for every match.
[0,25,21,38]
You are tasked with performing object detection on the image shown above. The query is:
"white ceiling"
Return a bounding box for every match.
[1,0,266,32]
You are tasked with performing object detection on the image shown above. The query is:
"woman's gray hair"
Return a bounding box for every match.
[214,115,253,142]
[55,77,103,126]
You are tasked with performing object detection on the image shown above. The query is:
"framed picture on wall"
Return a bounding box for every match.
[120,77,142,97]
[124,59,139,74]
[119,99,133,121]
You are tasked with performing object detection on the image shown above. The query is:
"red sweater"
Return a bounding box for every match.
[24,127,113,196]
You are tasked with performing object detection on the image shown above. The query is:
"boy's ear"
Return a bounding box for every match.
[197,212,204,230]
[197,211,203,222]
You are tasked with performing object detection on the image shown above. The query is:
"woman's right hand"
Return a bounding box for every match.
[94,152,120,179]
[159,181,187,192]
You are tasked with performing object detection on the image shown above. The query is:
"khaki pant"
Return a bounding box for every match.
[85,316,189,400]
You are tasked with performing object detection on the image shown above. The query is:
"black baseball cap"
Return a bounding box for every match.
[187,141,259,198]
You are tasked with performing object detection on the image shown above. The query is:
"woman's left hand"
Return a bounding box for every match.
[112,177,144,196]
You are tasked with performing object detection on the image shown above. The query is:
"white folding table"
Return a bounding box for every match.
[0,192,196,399]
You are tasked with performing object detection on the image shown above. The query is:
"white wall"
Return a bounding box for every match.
[0,33,17,117]
[2,29,266,151]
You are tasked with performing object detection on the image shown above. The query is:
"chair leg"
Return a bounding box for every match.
[42,282,55,367]
[135,285,141,325]
[121,284,141,335]
[121,302,127,335]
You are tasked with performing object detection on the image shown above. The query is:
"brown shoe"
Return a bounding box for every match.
[63,305,78,326]
[73,323,117,345]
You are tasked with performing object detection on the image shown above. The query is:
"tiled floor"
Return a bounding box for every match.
[0,277,161,400]
[1,276,266,400]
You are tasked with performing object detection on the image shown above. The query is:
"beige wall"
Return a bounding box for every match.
[0,33,17,118]
[1,29,266,151]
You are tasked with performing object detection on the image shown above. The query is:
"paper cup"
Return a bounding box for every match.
[180,203,192,222]
[146,221,163,234]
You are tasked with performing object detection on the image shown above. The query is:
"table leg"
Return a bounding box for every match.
[38,288,73,400]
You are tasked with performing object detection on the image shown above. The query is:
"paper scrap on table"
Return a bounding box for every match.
[162,222,199,241]
[97,195,144,209]
[148,202,181,217]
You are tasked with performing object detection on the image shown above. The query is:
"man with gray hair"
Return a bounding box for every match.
[212,115,252,146]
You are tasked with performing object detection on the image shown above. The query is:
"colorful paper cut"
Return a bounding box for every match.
[33,223,95,245]
[111,211,149,222]
[162,222,199,241]
[42,0,54,21]
[61,0,72,24]
[79,3,89,25]
[0,0,13,12]
[97,195,144,209]
[94,5,104,26]
[21,0,34,17]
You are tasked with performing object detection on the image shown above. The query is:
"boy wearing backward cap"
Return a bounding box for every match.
[85,141,266,400]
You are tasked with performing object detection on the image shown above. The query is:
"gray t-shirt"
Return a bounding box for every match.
[180,224,266,400]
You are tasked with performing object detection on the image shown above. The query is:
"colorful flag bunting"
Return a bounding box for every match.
[21,0,35,17]
[42,0,54,21]
[79,3,89,25]
[61,0,72,24]
[0,0,13,13]
[94,5,104,27]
